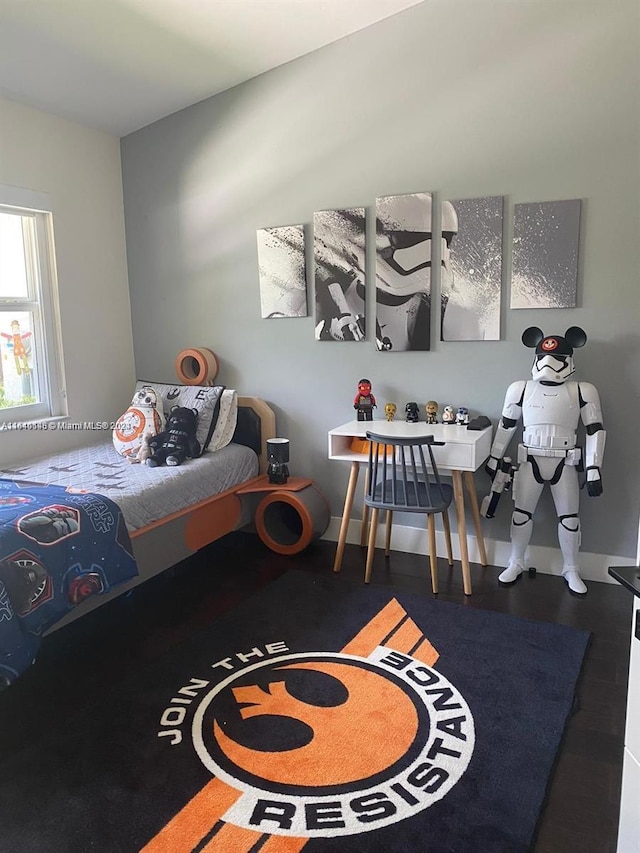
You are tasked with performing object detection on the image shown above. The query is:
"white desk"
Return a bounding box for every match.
[328,419,493,595]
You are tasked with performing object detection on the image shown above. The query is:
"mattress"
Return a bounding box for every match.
[0,441,259,531]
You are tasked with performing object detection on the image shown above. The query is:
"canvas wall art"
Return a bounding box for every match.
[375,192,433,352]
[511,199,581,309]
[314,208,366,342]
[257,225,308,319]
[441,196,503,341]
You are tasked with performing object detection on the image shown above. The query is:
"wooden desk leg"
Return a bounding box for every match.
[452,470,472,596]
[463,470,488,567]
[333,462,360,573]
[360,466,370,547]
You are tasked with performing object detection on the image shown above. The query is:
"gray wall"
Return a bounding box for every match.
[121,0,640,561]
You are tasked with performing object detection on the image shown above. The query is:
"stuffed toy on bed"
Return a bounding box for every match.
[146,406,201,467]
[128,430,154,464]
[113,386,164,460]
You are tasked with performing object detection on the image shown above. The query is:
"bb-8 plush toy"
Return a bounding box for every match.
[113,386,164,459]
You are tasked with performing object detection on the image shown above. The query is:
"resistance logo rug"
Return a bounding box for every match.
[0,570,590,853]
[146,599,474,851]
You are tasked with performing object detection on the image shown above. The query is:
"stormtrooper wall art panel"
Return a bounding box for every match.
[441,196,503,341]
[374,192,433,352]
[510,199,581,309]
[314,208,366,342]
[257,225,308,319]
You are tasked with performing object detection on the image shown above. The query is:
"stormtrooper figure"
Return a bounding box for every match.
[486,326,605,595]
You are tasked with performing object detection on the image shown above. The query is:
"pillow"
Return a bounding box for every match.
[207,389,238,452]
[134,381,225,452]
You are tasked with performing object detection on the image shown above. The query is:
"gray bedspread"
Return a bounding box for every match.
[0,441,259,531]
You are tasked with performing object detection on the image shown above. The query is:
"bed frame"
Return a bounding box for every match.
[49,396,276,631]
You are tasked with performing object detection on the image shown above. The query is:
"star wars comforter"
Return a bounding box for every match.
[0,479,138,687]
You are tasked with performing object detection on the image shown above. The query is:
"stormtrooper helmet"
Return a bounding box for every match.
[375,195,458,298]
[522,326,587,383]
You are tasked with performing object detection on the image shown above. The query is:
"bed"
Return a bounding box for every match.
[0,394,275,686]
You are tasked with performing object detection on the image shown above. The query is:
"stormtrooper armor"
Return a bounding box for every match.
[486,327,605,595]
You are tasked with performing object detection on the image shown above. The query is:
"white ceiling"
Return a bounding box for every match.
[0,0,423,137]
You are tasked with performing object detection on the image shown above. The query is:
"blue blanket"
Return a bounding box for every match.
[0,479,138,687]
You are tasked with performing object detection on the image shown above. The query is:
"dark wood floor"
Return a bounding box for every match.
[0,532,632,852]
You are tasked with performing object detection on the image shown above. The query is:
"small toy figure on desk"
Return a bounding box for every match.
[425,401,438,424]
[354,378,376,422]
[442,405,456,425]
[456,406,469,426]
[405,402,420,423]
[384,403,397,422]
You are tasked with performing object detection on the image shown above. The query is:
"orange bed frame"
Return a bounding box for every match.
[50,396,276,631]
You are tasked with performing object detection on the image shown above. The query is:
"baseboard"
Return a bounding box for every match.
[321,517,635,586]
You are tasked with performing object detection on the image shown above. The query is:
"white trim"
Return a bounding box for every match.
[321,516,635,586]
[0,184,53,213]
[0,186,67,421]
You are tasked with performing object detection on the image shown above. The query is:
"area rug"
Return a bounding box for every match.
[0,570,590,853]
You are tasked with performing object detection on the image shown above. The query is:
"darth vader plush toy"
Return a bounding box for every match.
[146,406,201,467]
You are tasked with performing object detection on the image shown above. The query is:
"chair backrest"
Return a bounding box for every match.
[364,431,449,513]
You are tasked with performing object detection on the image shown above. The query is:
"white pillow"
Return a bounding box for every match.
[134,381,225,451]
[207,390,238,452]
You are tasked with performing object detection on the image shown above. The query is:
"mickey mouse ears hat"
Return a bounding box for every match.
[522,326,587,356]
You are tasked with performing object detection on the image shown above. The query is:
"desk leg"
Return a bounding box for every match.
[452,470,472,596]
[360,466,370,547]
[333,462,360,573]
[463,471,488,567]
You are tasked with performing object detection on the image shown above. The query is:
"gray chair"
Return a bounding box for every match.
[364,431,454,591]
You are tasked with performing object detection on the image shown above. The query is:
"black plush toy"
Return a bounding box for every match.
[146,406,201,467]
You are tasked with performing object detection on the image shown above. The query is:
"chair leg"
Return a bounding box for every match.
[427,514,438,594]
[365,507,379,584]
[385,510,393,556]
[360,467,371,547]
[442,509,454,566]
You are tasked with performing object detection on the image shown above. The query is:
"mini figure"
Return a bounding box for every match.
[425,401,439,424]
[405,402,420,423]
[442,405,456,425]
[485,326,605,596]
[384,403,397,422]
[456,406,469,426]
[354,378,376,422]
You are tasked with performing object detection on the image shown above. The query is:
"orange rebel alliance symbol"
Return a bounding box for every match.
[213,660,419,787]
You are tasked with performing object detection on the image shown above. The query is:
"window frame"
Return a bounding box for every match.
[0,186,67,425]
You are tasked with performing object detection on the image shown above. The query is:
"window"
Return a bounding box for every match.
[0,191,66,424]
